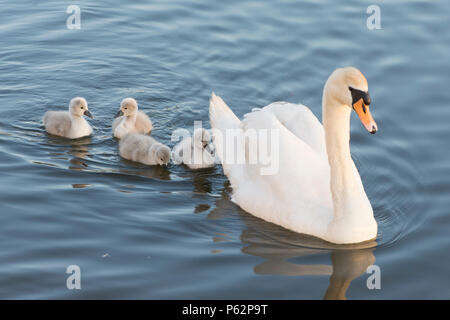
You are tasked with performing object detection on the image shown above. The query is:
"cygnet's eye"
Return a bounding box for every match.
[124,107,128,110]
[80,106,84,109]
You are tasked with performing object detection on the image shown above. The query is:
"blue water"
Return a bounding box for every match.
[0,0,449,299]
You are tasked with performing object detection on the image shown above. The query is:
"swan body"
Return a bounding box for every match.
[43,97,93,139]
[209,67,378,244]
[113,98,152,139]
[172,128,215,169]
[119,133,170,166]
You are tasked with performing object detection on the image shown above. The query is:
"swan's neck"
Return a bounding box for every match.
[70,113,82,122]
[125,113,137,124]
[322,94,371,220]
[123,113,137,128]
[323,98,352,168]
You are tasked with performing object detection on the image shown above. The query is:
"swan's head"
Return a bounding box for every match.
[153,145,171,166]
[115,98,138,118]
[193,128,211,149]
[325,67,377,134]
[70,97,92,118]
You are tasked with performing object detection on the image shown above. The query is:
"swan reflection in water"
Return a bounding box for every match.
[178,166,215,213]
[45,133,172,191]
[118,158,171,181]
[208,184,376,300]
[45,135,92,170]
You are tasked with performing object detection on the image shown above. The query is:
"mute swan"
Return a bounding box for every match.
[209,67,378,244]
[43,97,93,139]
[112,98,153,139]
[119,133,171,166]
[172,128,215,169]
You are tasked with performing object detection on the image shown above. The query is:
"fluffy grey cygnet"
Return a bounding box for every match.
[172,128,215,169]
[43,97,93,139]
[112,98,152,139]
[119,133,170,166]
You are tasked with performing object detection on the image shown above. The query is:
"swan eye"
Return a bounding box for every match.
[349,87,371,106]
[80,107,84,109]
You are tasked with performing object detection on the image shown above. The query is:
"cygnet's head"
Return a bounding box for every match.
[324,67,377,134]
[70,97,92,118]
[115,98,138,118]
[153,144,171,166]
[193,128,211,149]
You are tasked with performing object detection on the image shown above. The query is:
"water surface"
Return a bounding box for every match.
[0,0,449,299]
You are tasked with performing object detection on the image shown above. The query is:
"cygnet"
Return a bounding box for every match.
[43,97,93,139]
[112,98,152,139]
[172,128,215,169]
[119,133,170,166]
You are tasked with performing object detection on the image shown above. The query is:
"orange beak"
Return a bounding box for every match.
[353,99,377,134]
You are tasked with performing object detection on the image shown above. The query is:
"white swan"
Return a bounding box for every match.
[209,67,378,244]
[172,128,215,169]
[43,97,93,139]
[112,98,153,139]
[119,133,171,166]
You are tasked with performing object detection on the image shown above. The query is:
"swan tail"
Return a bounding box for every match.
[209,92,244,179]
[209,92,240,128]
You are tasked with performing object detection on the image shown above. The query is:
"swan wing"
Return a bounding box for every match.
[238,107,331,206]
[209,94,333,236]
[136,111,153,134]
[43,111,71,137]
[263,101,326,157]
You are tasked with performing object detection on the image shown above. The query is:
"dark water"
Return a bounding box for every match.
[0,0,449,299]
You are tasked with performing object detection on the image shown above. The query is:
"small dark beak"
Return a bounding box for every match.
[114,110,124,118]
[84,109,93,119]
[204,143,214,155]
